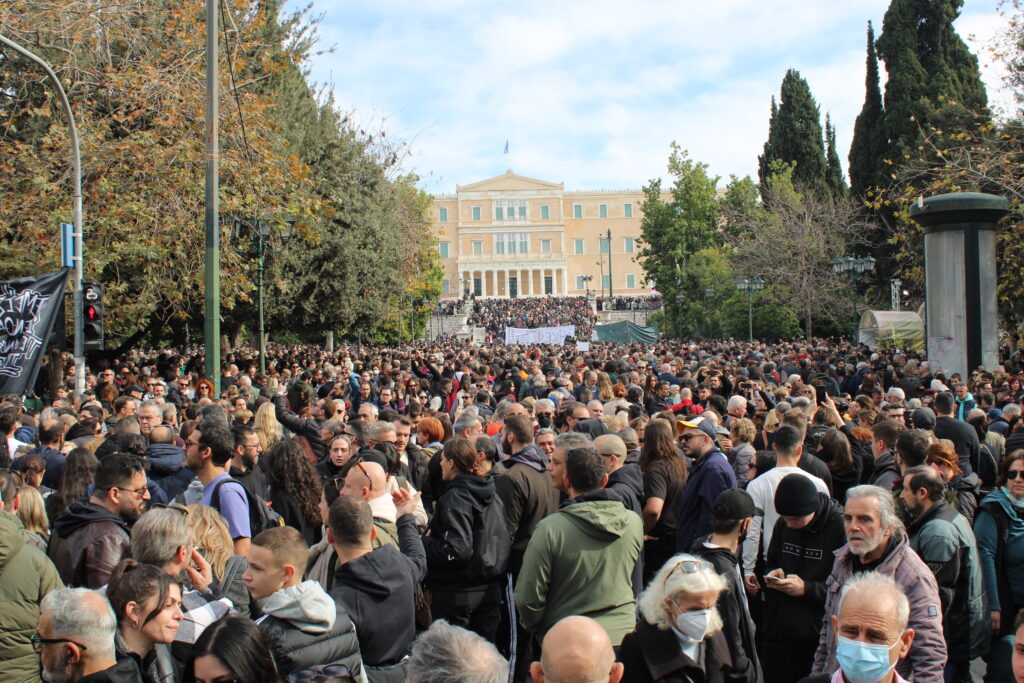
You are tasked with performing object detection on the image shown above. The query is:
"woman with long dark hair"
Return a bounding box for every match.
[108,560,183,683]
[44,447,98,523]
[266,438,323,545]
[423,437,510,644]
[183,615,283,683]
[638,419,688,584]
[816,429,860,504]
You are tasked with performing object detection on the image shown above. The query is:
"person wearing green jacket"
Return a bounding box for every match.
[514,446,642,646]
[0,506,64,682]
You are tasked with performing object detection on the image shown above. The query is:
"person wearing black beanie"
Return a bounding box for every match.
[775,473,821,518]
[760,475,847,683]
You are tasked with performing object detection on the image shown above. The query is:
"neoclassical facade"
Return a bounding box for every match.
[430,170,660,299]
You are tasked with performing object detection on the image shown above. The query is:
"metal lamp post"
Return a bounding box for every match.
[227,216,294,374]
[704,287,715,338]
[581,275,593,298]
[735,278,764,342]
[832,255,876,341]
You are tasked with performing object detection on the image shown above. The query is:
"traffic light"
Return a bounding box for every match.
[83,282,104,351]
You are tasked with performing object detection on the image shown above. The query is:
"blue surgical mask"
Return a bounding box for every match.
[835,635,898,683]
[673,609,710,641]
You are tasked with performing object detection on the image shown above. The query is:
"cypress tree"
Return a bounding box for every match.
[758,96,778,190]
[848,21,887,197]
[876,0,987,170]
[824,114,847,198]
[758,70,827,197]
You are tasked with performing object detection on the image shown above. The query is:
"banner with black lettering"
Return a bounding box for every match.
[0,270,68,395]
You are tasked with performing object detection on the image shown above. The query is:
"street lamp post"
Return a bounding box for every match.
[675,292,685,338]
[735,278,765,342]
[581,275,593,298]
[227,216,294,374]
[704,286,715,338]
[832,255,876,341]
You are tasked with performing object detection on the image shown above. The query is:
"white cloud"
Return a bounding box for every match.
[296,0,1010,193]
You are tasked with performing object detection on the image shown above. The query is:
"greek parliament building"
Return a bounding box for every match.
[430,170,663,299]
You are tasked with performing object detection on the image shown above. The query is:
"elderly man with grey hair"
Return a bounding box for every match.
[811,485,946,682]
[798,572,915,683]
[405,620,508,683]
[36,587,141,681]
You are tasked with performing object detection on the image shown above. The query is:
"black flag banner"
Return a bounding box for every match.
[0,270,68,396]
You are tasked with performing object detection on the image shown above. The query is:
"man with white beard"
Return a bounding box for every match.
[811,485,948,683]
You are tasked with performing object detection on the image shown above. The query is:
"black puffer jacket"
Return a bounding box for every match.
[258,580,364,678]
[762,493,847,647]
[424,473,511,589]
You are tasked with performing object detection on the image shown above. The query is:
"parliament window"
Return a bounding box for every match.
[540,205,550,220]
[624,203,633,218]
[599,204,608,218]
[573,204,583,219]
[472,206,481,221]
[439,242,450,258]
[439,207,448,222]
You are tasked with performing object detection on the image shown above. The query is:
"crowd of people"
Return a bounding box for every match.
[4,336,1024,682]
[468,296,598,336]
[595,294,663,312]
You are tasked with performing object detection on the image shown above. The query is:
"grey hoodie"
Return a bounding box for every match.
[260,580,336,634]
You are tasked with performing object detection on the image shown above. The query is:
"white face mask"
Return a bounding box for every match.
[673,608,711,641]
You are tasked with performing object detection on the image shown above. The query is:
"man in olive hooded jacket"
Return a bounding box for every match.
[514,447,642,646]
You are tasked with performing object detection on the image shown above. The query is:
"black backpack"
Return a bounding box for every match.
[210,477,283,537]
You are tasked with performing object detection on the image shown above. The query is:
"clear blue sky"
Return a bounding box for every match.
[295,0,1008,194]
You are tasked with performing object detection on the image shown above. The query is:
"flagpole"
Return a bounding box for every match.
[0,33,85,398]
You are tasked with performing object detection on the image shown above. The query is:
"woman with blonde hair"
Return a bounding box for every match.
[597,372,615,402]
[16,485,49,549]
[253,401,283,452]
[185,504,253,618]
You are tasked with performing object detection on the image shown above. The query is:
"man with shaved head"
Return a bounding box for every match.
[340,459,399,548]
[530,616,624,683]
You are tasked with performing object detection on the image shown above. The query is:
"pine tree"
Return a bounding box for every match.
[848,21,887,197]
[824,114,847,198]
[758,70,827,197]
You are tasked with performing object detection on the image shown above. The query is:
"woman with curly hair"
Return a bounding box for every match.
[266,438,323,545]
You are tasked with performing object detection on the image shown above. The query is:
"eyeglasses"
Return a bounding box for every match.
[108,484,149,497]
[1007,471,1023,481]
[682,433,706,442]
[31,634,88,650]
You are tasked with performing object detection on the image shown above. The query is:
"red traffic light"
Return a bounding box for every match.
[86,305,98,320]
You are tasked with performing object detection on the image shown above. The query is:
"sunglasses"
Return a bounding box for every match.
[32,634,88,651]
[1008,471,1023,481]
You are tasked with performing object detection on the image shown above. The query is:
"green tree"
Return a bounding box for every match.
[719,175,760,244]
[758,69,827,197]
[876,0,987,171]
[824,114,847,199]
[638,143,720,337]
[848,21,887,198]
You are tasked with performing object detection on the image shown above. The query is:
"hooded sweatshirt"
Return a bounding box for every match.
[0,512,64,682]
[514,489,642,645]
[330,515,427,666]
[146,442,195,501]
[257,580,364,677]
[424,473,511,588]
[494,445,560,576]
[48,500,130,588]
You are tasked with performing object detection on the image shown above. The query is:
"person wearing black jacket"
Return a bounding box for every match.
[595,433,645,597]
[933,391,980,475]
[423,437,511,644]
[760,475,846,683]
[691,489,762,683]
[272,390,326,462]
[328,492,426,683]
